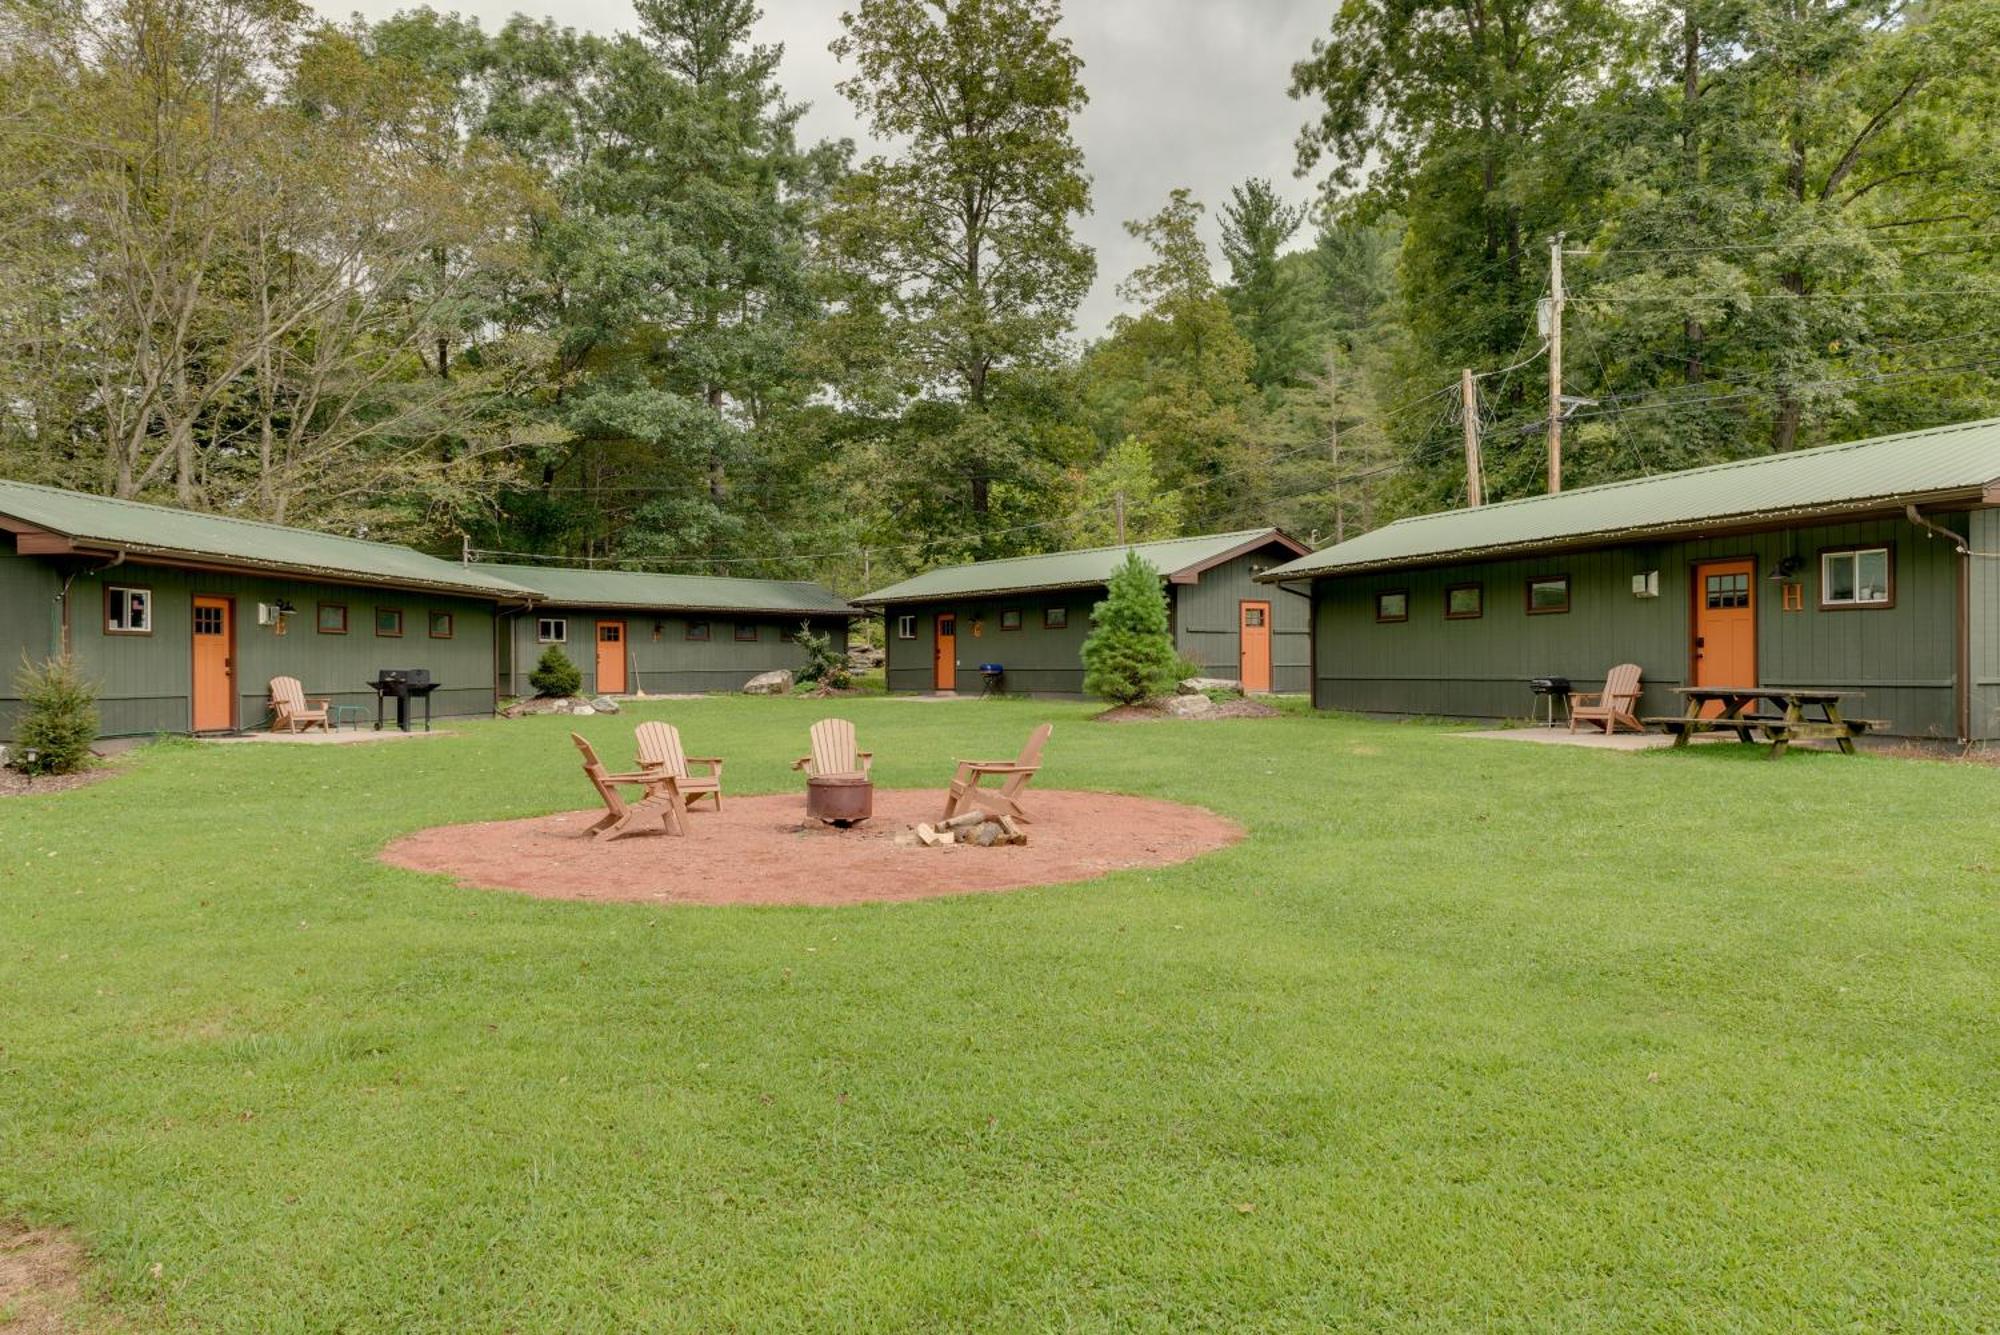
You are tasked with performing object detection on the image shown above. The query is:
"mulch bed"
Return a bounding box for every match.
[381,788,1242,908]
[0,766,120,798]
[1093,698,1282,723]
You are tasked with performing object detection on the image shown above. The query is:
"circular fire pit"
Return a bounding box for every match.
[805,773,874,827]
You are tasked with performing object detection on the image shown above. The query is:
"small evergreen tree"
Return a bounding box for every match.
[1081,552,1179,705]
[11,655,98,774]
[792,623,852,689]
[529,644,582,698]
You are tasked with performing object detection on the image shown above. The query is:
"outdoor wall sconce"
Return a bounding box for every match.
[1770,555,1804,580]
[259,599,298,635]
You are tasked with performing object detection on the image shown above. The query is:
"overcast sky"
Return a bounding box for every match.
[310,0,1338,338]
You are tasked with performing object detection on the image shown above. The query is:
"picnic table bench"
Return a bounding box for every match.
[1644,687,1888,758]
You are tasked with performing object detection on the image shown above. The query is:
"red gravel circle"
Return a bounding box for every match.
[381,788,1243,908]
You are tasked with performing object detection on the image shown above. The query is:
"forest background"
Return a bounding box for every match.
[1,0,1993,591]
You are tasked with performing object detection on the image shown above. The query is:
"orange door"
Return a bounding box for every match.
[1239,600,1272,692]
[595,620,627,695]
[934,615,957,691]
[1692,560,1756,705]
[191,596,234,732]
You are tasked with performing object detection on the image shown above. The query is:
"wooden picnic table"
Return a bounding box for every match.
[1644,687,1886,758]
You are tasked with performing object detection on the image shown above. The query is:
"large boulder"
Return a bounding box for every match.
[742,669,794,696]
[589,695,620,714]
[1178,676,1244,697]
[1159,693,1218,719]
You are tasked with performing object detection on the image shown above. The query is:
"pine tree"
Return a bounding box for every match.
[11,655,98,775]
[1081,552,1179,705]
[529,645,582,698]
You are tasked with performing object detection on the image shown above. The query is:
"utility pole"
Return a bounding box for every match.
[1114,490,1127,545]
[1546,232,1566,494]
[1326,349,1344,543]
[1460,367,1484,508]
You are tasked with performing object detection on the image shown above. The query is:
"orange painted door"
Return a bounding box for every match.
[595,620,627,695]
[1693,560,1756,703]
[191,596,234,732]
[1239,601,1272,692]
[934,615,957,691]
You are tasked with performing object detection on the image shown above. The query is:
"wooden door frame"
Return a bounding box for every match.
[1238,598,1273,693]
[934,612,957,691]
[595,618,627,695]
[1687,554,1758,689]
[189,593,238,733]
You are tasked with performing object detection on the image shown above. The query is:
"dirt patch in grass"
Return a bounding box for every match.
[0,1221,86,1333]
[381,788,1242,907]
[1093,698,1282,723]
[0,766,119,799]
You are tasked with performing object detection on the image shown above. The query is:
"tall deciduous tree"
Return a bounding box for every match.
[823,0,1094,531]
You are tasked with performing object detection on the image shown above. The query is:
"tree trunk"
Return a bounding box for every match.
[706,383,727,503]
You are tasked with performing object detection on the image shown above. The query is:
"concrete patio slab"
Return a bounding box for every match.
[1451,727,1688,751]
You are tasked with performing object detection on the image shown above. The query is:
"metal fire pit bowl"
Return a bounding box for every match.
[806,773,874,827]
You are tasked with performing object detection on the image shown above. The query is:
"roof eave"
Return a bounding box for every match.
[46,538,535,602]
[1166,529,1312,584]
[534,598,855,616]
[1255,488,1989,581]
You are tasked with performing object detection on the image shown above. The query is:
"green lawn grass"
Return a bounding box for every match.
[3,699,1997,1330]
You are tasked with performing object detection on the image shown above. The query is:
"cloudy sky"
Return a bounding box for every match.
[310,0,1339,337]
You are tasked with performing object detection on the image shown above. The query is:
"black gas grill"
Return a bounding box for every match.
[367,669,439,733]
[1529,676,1571,727]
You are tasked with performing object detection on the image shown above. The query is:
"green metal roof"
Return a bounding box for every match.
[0,479,535,599]
[857,528,1307,604]
[1261,417,2000,580]
[468,562,854,616]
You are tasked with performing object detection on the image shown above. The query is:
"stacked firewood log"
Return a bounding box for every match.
[901,810,1028,848]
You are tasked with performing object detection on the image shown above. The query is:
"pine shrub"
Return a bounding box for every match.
[529,644,582,698]
[793,623,853,689]
[1081,552,1179,705]
[11,654,98,775]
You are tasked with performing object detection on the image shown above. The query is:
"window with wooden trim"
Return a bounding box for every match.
[317,603,348,634]
[537,617,567,643]
[999,608,1023,631]
[1043,606,1068,630]
[1445,584,1483,620]
[686,621,711,642]
[105,585,152,634]
[428,611,454,639]
[896,614,916,639]
[733,623,760,642]
[1821,546,1892,608]
[1525,576,1570,615]
[1374,590,1409,623]
[374,607,404,637]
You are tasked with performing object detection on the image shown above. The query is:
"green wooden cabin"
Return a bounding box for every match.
[859,529,1309,697]
[468,564,854,698]
[0,481,533,738]
[1257,419,2000,742]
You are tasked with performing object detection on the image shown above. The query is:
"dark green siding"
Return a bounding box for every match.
[0,558,500,739]
[885,591,1098,695]
[1171,549,1311,692]
[502,609,849,697]
[0,546,62,737]
[1968,509,2000,741]
[1310,514,1968,739]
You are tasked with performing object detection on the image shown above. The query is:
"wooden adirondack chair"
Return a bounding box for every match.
[572,733,687,839]
[633,721,724,812]
[941,723,1051,823]
[1569,663,1645,735]
[792,718,872,779]
[268,676,331,733]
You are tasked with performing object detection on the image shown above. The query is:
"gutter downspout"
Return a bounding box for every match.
[1906,505,1973,744]
[55,550,126,658]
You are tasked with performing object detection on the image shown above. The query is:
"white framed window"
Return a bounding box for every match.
[106,585,152,634]
[537,617,567,643]
[1821,547,1892,608]
[896,614,916,639]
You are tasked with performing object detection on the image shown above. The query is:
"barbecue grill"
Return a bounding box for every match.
[977,663,1006,697]
[1529,676,1571,728]
[367,668,439,732]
